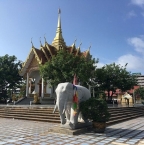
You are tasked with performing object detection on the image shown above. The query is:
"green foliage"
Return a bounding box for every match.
[97,91,106,99]
[79,98,110,122]
[7,89,11,97]
[134,87,144,100]
[91,86,106,99]
[19,80,26,97]
[0,54,23,98]
[40,50,98,86]
[91,63,137,99]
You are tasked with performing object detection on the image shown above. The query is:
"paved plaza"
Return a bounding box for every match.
[0,117,144,145]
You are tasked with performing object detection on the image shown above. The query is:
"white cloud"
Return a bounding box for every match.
[131,0,144,8]
[96,36,144,73]
[98,36,144,73]
[141,12,144,16]
[128,36,144,54]
[127,10,137,18]
[97,54,144,73]
[96,62,105,68]
[97,53,144,73]
[116,54,144,72]
[115,36,144,73]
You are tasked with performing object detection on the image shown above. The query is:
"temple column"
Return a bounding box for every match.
[50,86,53,97]
[41,78,44,98]
[29,78,32,94]
[26,72,29,97]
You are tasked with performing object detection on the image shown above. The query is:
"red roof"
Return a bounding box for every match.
[105,89,121,97]
[127,86,140,94]
[105,86,140,97]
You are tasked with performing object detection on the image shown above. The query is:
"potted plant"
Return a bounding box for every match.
[79,97,110,133]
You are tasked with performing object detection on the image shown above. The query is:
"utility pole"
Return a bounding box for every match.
[133,89,135,106]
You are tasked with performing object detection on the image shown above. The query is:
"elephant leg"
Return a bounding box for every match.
[70,108,79,125]
[65,102,71,123]
[77,112,89,123]
[59,112,66,124]
[65,109,70,123]
[78,112,84,122]
[81,113,89,123]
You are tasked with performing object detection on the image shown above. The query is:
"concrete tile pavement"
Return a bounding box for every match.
[0,117,144,145]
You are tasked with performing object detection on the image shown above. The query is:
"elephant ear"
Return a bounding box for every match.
[65,82,73,90]
[55,83,61,93]
[77,88,85,102]
[65,83,74,99]
[55,83,66,93]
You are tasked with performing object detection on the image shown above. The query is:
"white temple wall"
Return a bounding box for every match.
[46,80,51,94]
[29,70,53,96]
[30,71,41,93]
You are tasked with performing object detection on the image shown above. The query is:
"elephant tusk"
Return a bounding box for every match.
[53,105,57,113]
[68,108,70,114]
[62,98,68,114]
[62,109,65,114]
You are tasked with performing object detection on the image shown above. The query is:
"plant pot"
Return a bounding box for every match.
[93,122,106,133]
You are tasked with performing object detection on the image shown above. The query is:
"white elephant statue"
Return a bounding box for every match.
[53,82,91,129]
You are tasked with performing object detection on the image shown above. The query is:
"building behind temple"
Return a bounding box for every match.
[133,73,144,87]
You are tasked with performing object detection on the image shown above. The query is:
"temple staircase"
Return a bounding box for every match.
[107,107,144,126]
[0,106,60,123]
[0,106,143,126]
[12,97,55,105]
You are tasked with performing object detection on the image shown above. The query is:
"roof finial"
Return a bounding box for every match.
[57,8,61,28]
[44,34,47,43]
[79,42,82,48]
[31,37,34,48]
[39,37,43,47]
[88,45,91,52]
[58,8,61,14]
[73,39,77,45]
[72,39,77,49]
[74,39,77,44]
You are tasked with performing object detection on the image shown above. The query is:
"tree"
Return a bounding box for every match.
[134,87,144,101]
[91,63,137,100]
[19,79,26,97]
[0,54,23,99]
[40,50,98,86]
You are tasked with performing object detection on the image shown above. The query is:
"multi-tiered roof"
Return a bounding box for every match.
[20,9,90,77]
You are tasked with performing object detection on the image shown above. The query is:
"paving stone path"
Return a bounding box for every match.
[0,117,144,145]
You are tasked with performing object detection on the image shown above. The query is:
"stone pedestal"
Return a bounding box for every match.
[49,124,92,135]
[61,122,92,130]
[33,94,40,104]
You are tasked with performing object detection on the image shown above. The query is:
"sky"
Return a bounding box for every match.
[0,0,144,74]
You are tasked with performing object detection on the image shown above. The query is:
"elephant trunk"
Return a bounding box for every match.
[57,97,69,124]
[62,97,68,114]
[58,102,66,124]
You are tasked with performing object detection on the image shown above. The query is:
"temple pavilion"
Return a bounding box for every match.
[19,10,91,99]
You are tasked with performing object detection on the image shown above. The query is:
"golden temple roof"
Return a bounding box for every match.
[52,9,66,50]
[20,9,91,76]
